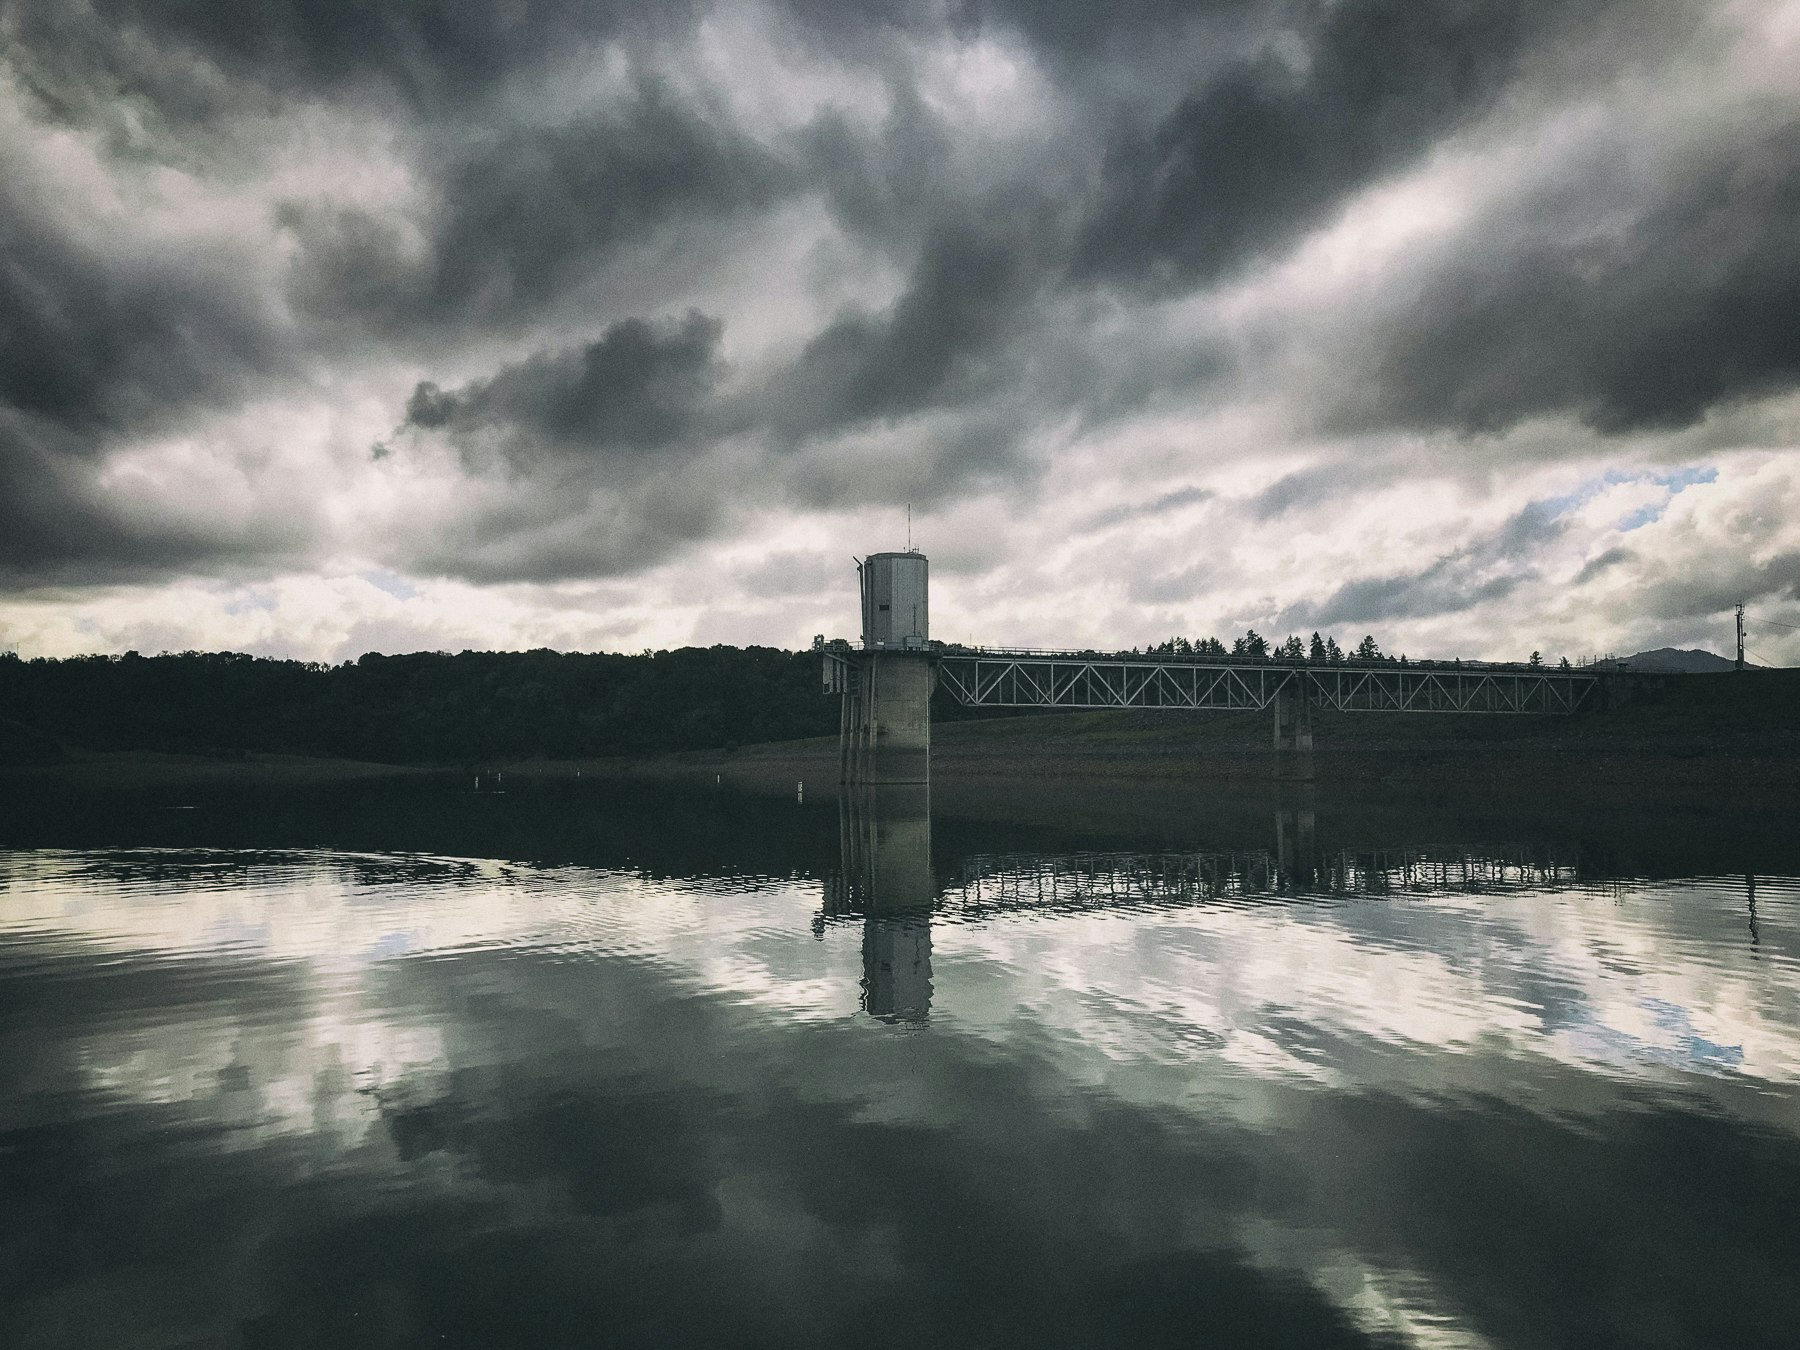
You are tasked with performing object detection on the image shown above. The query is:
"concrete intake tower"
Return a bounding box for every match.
[828,551,933,787]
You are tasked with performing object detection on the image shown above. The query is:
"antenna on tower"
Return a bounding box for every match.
[1736,601,1746,671]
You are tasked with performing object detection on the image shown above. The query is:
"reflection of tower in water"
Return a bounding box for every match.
[1274,787,1318,892]
[830,784,934,1021]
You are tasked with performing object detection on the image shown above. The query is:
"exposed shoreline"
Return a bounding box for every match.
[4,670,1796,807]
[7,703,1794,804]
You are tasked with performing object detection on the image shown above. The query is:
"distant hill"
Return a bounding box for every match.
[1603,647,1743,673]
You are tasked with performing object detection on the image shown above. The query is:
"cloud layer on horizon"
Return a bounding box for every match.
[2,0,1798,663]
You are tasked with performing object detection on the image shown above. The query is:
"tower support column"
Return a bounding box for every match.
[841,650,933,787]
[1272,678,1314,782]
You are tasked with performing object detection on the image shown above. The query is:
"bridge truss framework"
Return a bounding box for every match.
[933,654,1601,716]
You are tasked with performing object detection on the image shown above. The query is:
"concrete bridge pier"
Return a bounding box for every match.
[1273,679,1315,782]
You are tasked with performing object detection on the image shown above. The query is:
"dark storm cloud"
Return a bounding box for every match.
[1246,464,1361,521]
[2,0,699,129]
[397,464,732,583]
[385,309,736,583]
[801,81,959,255]
[0,185,286,438]
[285,87,801,333]
[1239,454,1421,524]
[391,219,1045,579]
[1572,547,1633,585]
[3,0,1793,606]
[1640,550,1800,623]
[1287,501,1565,627]
[1343,118,1800,437]
[1082,484,1215,530]
[399,311,724,464]
[1070,0,1561,292]
[770,222,1038,438]
[0,419,313,585]
[779,0,1277,82]
[0,173,300,583]
[976,0,1267,60]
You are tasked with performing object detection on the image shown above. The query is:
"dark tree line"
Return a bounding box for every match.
[1145,630,1572,669]
[0,647,857,763]
[1149,630,1367,662]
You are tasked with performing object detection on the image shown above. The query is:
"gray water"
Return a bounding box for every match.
[2,777,1797,1348]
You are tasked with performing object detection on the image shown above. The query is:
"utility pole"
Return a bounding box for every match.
[1736,602,1746,671]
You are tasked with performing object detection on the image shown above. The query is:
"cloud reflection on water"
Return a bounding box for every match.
[2,837,1798,1347]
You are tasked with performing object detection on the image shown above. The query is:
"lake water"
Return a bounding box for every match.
[2,775,1798,1348]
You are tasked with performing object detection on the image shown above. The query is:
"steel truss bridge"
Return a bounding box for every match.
[933,651,1601,715]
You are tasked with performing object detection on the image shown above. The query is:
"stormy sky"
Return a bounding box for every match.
[2,0,1798,662]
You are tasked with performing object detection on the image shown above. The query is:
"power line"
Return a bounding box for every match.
[1750,615,1800,631]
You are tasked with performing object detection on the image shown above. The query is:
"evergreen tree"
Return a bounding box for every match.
[1354,635,1382,661]
[1308,632,1326,663]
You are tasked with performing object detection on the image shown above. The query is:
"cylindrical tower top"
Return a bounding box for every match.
[859,551,929,650]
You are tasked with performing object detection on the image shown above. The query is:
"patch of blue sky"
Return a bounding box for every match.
[1619,465,1720,531]
[1535,465,1718,528]
[1649,465,1717,491]
[362,570,421,601]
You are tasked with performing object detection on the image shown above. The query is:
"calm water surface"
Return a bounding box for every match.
[2,778,1798,1348]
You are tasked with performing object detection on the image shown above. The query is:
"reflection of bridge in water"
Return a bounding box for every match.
[820,786,1629,1022]
[948,842,1589,916]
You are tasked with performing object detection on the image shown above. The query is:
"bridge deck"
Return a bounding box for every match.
[932,653,1600,714]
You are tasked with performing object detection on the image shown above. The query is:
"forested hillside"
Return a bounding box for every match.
[0,647,853,763]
